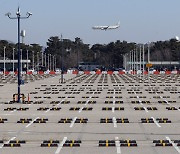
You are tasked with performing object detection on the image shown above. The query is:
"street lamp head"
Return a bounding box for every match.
[27,12,32,16]
[16,7,20,16]
[5,12,11,17]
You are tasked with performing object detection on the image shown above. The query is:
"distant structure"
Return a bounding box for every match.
[21,30,26,43]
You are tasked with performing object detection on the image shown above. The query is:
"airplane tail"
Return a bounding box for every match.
[117,21,120,26]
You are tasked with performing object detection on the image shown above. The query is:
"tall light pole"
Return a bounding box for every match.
[148,42,150,83]
[48,54,50,71]
[37,52,39,72]
[26,50,29,72]
[13,48,15,77]
[142,44,145,81]
[32,51,34,71]
[3,46,6,79]
[139,45,142,78]
[61,35,64,83]
[50,54,52,71]
[21,49,23,73]
[41,51,43,66]
[5,7,32,103]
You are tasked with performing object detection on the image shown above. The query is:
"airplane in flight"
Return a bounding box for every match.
[92,21,120,30]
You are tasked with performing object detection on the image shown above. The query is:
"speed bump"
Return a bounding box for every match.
[120,140,137,147]
[9,140,26,144]
[156,118,171,123]
[115,101,123,104]
[75,118,88,123]
[115,107,124,111]
[134,107,145,110]
[141,118,154,123]
[100,118,113,123]
[104,101,113,104]
[99,140,115,147]
[82,107,93,111]
[0,118,7,123]
[17,107,29,111]
[58,118,72,123]
[61,101,70,104]
[41,140,59,147]
[102,107,112,111]
[166,107,178,110]
[153,140,172,146]
[77,101,86,104]
[116,118,129,123]
[3,143,21,147]
[4,107,16,111]
[17,118,32,123]
[37,107,49,111]
[69,107,80,111]
[147,107,158,110]
[50,107,61,111]
[34,118,48,123]
[63,140,81,147]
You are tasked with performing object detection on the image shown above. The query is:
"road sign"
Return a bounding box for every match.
[146,63,152,68]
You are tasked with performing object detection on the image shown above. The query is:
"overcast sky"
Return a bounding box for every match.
[0,0,180,46]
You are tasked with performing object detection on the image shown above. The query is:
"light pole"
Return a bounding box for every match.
[13,48,15,77]
[148,42,150,83]
[32,51,34,71]
[27,50,29,72]
[3,46,6,79]
[48,54,50,71]
[41,51,43,67]
[50,54,52,71]
[139,45,142,78]
[142,44,145,81]
[21,49,22,73]
[5,7,32,103]
[37,52,39,72]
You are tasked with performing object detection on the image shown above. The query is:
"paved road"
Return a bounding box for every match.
[0,73,179,154]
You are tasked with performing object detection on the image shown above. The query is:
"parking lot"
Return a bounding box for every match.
[0,73,180,154]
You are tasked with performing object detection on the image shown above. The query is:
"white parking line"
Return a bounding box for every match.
[113,117,117,128]
[79,107,84,113]
[166,136,180,153]
[115,137,121,154]
[113,100,115,106]
[112,107,115,113]
[10,110,16,113]
[45,109,50,113]
[151,117,161,128]
[144,107,149,113]
[55,137,67,154]
[26,117,39,128]
[70,117,77,128]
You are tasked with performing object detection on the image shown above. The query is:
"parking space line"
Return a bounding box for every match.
[79,107,84,113]
[55,137,67,154]
[70,117,77,128]
[112,107,115,113]
[144,107,149,113]
[113,100,115,106]
[166,136,180,153]
[115,137,121,154]
[113,117,117,128]
[26,117,39,128]
[10,110,16,113]
[151,117,161,128]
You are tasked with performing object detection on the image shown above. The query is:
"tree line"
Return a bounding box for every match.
[0,37,180,70]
